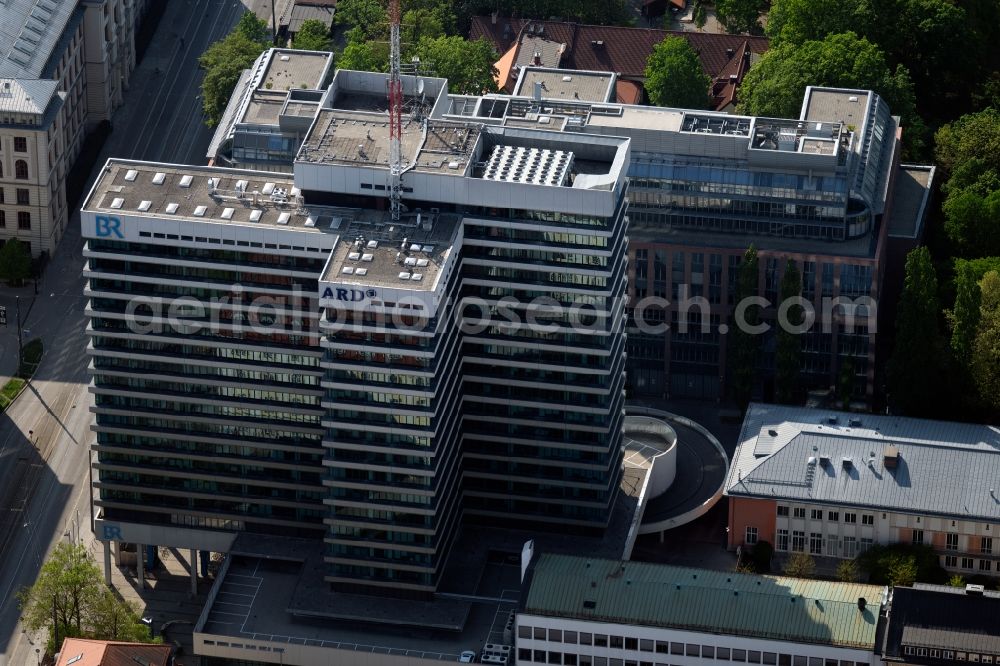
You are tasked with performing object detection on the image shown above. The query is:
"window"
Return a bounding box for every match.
[860,537,873,553]
[14,137,27,152]
[654,642,667,654]
[732,649,747,663]
[15,159,28,179]
[763,653,777,665]
[519,626,531,639]
[520,649,532,662]
[549,629,563,643]
[625,638,637,651]
[862,514,874,526]
[16,188,28,205]
[639,640,653,652]
[777,506,789,517]
[843,536,857,558]
[828,511,839,521]
[777,529,789,551]
[792,531,805,552]
[565,632,578,644]
[17,211,30,230]
[535,651,546,663]
[962,557,974,570]
[0,211,5,228]
[703,647,715,659]
[945,555,958,568]
[748,650,761,663]
[548,652,560,664]
[580,633,592,646]
[595,635,608,648]
[610,636,623,649]
[947,533,959,551]
[670,643,683,655]
[979,559,992,571]
[686,645,699,657]
[718,648,731,661]
[810,533,823,554]
[826,535,839,556]
[746,526,758,544]
[912,529,924,546]
[793,507,806,519]
[844,513,857,523]
[811,509,823,520]
[982,537,993,554]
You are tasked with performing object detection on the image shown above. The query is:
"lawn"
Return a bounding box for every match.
[0,377,26,411]
[0,337,43,412]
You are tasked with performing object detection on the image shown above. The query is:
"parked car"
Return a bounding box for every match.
[459,651,477,663]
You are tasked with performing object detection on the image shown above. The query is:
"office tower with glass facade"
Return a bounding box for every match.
[83,70,630,595]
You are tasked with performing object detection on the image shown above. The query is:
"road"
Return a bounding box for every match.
[0,1,259,663]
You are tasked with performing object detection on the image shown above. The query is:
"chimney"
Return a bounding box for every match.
[726,47,734,57]
[857,597,866,613]
[883,445,899,469]
[491,10,498,24]
[532,51,542,66]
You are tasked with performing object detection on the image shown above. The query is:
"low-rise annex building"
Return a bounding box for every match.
[517,553,888,666]
[726,404,1000,576]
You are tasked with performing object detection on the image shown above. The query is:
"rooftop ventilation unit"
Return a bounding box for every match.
[883,445,900,469]
[348,252,361,261]
[819,455,831,467]
[110,197,124,209]
[367,240,378,249]
[842,457,853,469]
[179,175,193,188]
[410,243,422,252]
[152,172,166,185]
[125,169,138,182]
[193,205,207,217]
[356,268,368,276]
[399,271,411,280]
[276,212,290,225]
[404,257,417,266]
[249,209,263,222]
[342,266,355,275]
[137,200,152,212]
[221,207,234,219]
[417,258,430,267]
[410,273,423,281]
[361,253,374,262]
[422,245,435,253]
[165,203,179,214]
[261,182,275,195]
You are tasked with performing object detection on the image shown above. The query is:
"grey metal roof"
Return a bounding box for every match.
[0,0,77,79]
[0,78,58,114]
[287,4,335,33]
[883,585,1000,659]
[726,404,1000,521]
[524,554,886,650]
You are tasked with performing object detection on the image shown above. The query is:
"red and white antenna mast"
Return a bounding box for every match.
[387,0,403,221]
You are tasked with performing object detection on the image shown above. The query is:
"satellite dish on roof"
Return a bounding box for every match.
[417,79,425,95]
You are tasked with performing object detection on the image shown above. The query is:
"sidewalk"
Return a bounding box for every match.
[0,285,40,388]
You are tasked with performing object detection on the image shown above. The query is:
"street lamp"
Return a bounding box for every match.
[35,647,40,665]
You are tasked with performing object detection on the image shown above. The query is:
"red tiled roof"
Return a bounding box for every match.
[470,16,768,109]
[616,80,644,105]
[56,638,172,666]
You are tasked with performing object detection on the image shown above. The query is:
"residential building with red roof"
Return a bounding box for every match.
[468,16,767,110]
[55,638,173,666]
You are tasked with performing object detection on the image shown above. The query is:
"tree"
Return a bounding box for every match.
[714,0,766,35]
[783,552,816,578]
[765,0,859,46]
[292,19,331,51]
[836,559,860,583]
[727,245,761,407]
[949,574,966,588]
[887,556,918,587]
[858,544,947,586]
[18,543,152,651]
[942,189,1000,258]
[0,239,32,285]
[236,10,270,43]
[971,271,1000,413]
[644,37,711,110]
[338,40,388,72]
[415,37,498,94]
[774,260,802,404]
[402,8,447,45]
[934,108,1000,186]
[335,0,386,41]
[887,247,945,415]
[199,15,270,127]
[951,261,983,362]
[738,33,922,156]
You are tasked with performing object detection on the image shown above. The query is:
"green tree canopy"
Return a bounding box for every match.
[775,260,802,404]
[783,552,816,578]
[18,543,152,651]
[292,19,332,51]
[949,260,983,362]
[644,36,710,110]
[857,543,946,586]
[338,40,389,72]
[714,0,766,35]
[335,0,386,41]
[415,37,498,94]
[199,13,270,127]
[887,246,945,415]
[0,239,31,284]
[942,189,1000,258]
[765,0,858,46]
[935,108,1000,191]
[971,271,1000,413]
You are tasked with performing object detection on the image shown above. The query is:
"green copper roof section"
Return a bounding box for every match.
[524,554,886,650]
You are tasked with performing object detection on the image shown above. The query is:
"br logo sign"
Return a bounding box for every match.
[95,215,124,238]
